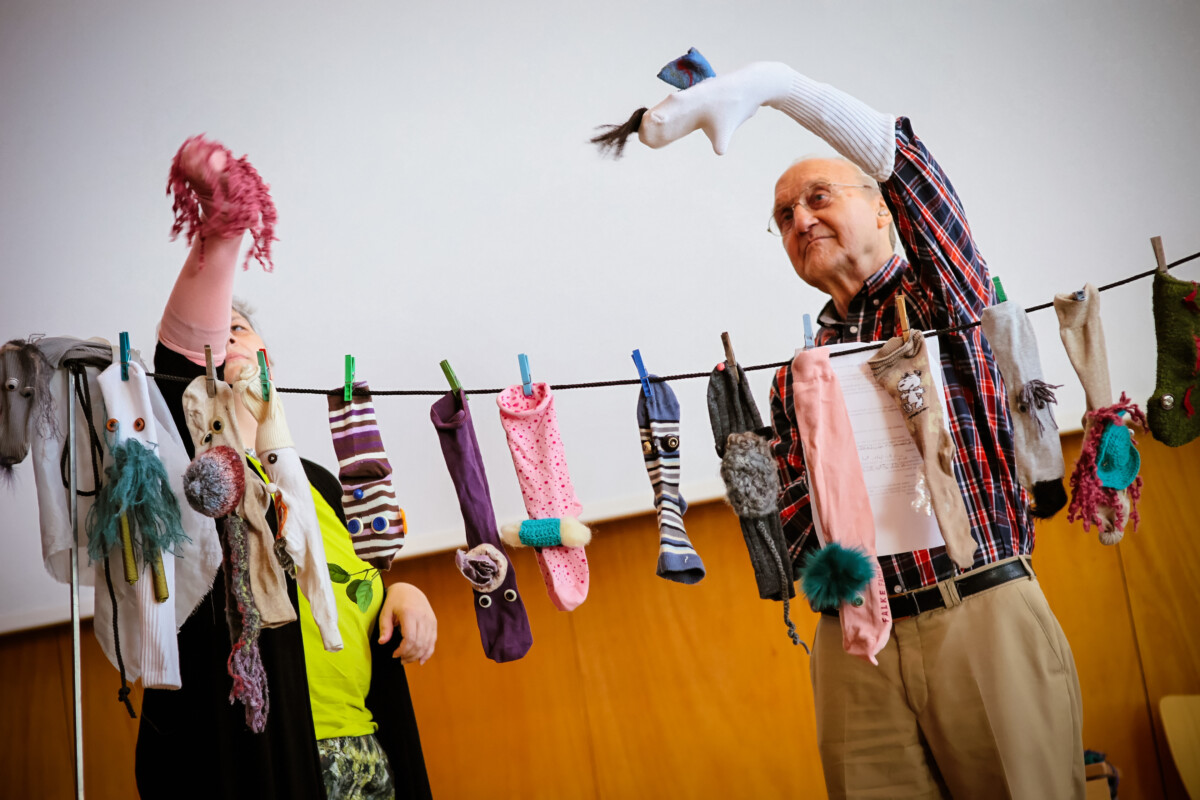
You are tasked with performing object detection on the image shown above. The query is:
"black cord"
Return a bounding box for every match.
[144,249,1199,396]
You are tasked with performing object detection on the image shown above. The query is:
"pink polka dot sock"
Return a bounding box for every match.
[496,383,589,611]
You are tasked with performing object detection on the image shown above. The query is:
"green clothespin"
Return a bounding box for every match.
[440,359,465,400]
[257,349,271,401]
[992,276,1007,304]
[344,354,355,402]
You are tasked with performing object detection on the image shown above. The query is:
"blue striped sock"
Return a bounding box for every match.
[638,378,705,584]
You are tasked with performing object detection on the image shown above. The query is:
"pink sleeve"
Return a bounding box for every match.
[158,233,244,367]
[496,384,583,519]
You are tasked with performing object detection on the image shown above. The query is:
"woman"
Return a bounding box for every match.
[136,136,435,800]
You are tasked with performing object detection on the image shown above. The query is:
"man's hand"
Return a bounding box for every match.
[378,582,437,665]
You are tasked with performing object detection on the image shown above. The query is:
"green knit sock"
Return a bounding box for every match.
[1147,272,1200,447]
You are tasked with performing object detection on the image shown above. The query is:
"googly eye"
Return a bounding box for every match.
[4,377,18,391]
[347,519,361,535]
[642,440,653,456]
[19,386,34,398]
[478,594,492,608]
[1017,403,1028,414]
[504,589,517,602]
[664,435,680,450]
[267,453,278,464]
[106,418,119,433]
[202,433,213,444]
[372,516,388,533]
[211,419,223,432]
[133,418,145,432]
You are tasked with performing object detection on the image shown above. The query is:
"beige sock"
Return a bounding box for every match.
[1053,285,1132,542]
[182,377,295,625]
[868,334,978,569]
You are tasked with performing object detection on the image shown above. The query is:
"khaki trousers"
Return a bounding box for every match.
[811,558,1085,799]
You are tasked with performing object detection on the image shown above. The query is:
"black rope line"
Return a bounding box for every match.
[145,250,1199,396]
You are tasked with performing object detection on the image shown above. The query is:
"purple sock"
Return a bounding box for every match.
[431,391,533,663]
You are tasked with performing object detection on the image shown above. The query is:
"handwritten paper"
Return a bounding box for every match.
[805,337,950,556]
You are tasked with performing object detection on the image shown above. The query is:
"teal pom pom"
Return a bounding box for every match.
[800,543,875,610]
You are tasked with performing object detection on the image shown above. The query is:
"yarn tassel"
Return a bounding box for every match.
[1067,394,1147,535]
[1016,379,1062,437]
[590,108,647,159]
[222,514,269,732]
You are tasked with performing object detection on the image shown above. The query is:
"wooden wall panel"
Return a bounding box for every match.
[3,432,1196,799]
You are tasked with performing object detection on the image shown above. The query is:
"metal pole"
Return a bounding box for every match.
[67,368,85,799]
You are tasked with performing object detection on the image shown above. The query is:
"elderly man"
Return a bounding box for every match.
[637,62,1085,799]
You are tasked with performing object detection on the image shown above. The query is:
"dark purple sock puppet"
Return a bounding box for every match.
[431,391,533,663]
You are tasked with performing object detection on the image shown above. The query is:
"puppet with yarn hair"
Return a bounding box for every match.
[0,338,57,481]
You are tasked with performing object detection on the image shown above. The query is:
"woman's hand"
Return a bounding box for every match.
[378,582,437,665]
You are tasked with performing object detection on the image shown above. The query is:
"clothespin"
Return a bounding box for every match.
[803,314,815,350]
[720,332,738,384]
[1151,236,1168,275]
[204,345,216,397]
[343,354,355,402]
[257,349,271,402]
[518,353,533,397]
[631,349,652,398]
[896,296,911,341]
[119,331,130,381]
[440,359,464,399]
[1073,288,1086,301]
[992,276,1007,303]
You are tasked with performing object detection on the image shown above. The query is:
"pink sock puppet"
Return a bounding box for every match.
[791,349,891,665]
[497,383,589,612]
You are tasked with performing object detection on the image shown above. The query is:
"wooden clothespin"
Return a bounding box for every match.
[992,276,1007,304]
[343,354,355,402]
[1151,236,1168,274]
[204,345,216,397]
[631,349,652,398]
[803,314,815,350]
[257,349,271,401]
[896,296,911,341]
[720,332,738,384]
[518,353,533,397]
[119,331,131,381]
[440,359,464,399]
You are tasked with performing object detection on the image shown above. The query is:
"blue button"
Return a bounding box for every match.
[347,519,361,535]
[353,488,364,500]
[372,516,387,532]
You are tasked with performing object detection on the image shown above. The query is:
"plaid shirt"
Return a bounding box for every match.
[768,117,1031,594]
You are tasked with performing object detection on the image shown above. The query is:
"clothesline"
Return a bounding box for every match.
[146,250,1200,397]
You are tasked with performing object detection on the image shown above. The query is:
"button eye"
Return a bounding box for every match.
[642,440,653,456]
[347,519,362,535]
[19,386,33,398]
[504,589,518,602]
[478,594,492,608]
[133,418,146,432]
[663,435,680,451]
[211,419,223,432]
[267,453,278,464]
[106,419,119,433]
[353,488,365,500]
[851,596,864,607]
[1016,403,1028,414]
[371,516,387,533]
[4,377,17,391]
[202,433,213,444]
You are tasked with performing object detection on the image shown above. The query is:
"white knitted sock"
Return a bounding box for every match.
[638,61,895,179]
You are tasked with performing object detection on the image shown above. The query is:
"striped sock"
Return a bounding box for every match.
[328,381,406,570]
[639,378,705,584]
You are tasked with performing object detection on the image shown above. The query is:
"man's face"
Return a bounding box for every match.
[773,159,887,291]
[225,311,266,381]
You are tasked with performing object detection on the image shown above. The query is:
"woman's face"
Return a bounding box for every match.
[226,310,266,381]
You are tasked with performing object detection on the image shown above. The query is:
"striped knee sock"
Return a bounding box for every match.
[328,382,406,570]
[638,378,704,584]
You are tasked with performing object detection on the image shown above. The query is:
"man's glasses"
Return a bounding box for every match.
[768,182,874,237]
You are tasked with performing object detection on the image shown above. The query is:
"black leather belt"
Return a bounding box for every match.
[819,559,1034,621]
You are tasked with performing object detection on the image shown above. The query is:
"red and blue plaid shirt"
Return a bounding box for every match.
[768,117,1031,594]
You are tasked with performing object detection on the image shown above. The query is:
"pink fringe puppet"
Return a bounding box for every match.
[1067,394,1147,538]
[167,135,277,271]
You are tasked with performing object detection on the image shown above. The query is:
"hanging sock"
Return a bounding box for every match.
[790,349,890,665]
[637,376,705,584]
[981,298,1068,518]
[1147,273,1200,446]
[1053,285,1144,543]
[432,391,533,663]
[496,383,590,612]
[706,363,802,648]
[327,381,407,570]
[867,334,978,570]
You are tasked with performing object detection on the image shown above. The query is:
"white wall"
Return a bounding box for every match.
[3,0,1198,633]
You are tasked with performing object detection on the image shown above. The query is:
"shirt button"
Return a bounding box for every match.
[873,299,880,306]
[849,325,859,334]
[893,585,903,593]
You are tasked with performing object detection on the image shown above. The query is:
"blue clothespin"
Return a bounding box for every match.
[803,314,815,350]
[344,354,355,402]
[257,349,271,401]
[119,331,130,381]
[631,349,652,398]
[518,353,533,397]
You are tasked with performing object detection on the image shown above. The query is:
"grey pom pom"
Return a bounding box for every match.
[720,432,780,519]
